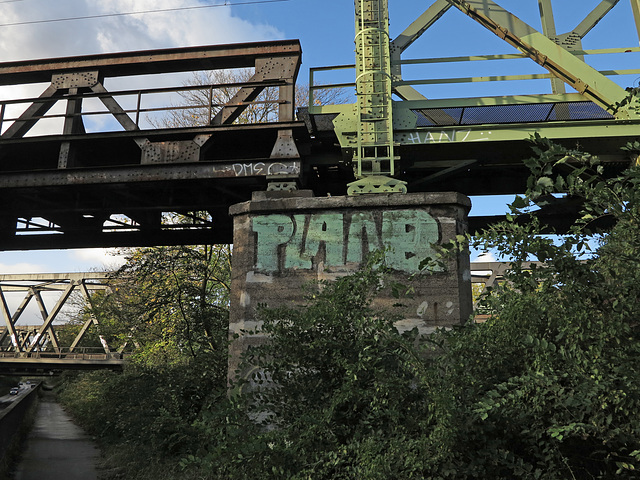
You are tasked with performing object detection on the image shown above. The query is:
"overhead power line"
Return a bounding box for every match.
[0,0,289,27]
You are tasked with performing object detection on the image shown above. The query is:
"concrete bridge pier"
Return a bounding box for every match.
[228,190,472,376]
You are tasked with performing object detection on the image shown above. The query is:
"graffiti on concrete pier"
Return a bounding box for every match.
[252,209,441,273]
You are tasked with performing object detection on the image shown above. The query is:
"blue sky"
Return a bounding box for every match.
[0,0,638,274]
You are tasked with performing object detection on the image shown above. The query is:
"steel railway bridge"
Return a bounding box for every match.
[1,0,639,369]
[0,272,126,374]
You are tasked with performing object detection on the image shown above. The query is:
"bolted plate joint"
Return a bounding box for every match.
[347,175,407,195]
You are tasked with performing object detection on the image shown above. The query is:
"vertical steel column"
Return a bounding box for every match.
[355,0,394,178]
[538,0,566,94]
[349,0,406,194]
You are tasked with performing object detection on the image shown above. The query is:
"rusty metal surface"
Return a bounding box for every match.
[0,40,302,85]
[0,40,306,250]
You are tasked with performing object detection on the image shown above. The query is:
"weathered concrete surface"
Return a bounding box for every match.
[229,190,472,375]
[12,392,98,480]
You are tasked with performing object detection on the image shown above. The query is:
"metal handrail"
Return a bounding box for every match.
[0,78,288,135]
[308,45,640,111]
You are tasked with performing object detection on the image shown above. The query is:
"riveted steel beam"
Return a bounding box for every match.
[572,0,620,38]
[396,117,640,145]
[1,85,61,139]
[211,54,300,125]
[0,40,302,85]
[539,0,620,94]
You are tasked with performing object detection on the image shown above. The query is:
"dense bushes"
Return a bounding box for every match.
[59,358,223,458]
[186,256,439,479]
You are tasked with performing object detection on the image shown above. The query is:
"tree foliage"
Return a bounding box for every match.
[189,137,640,479]
[148,69,279,127]
[147,68,351,128]
[442,136,640,479]
[89,243,231,369]
[58,242,232,478]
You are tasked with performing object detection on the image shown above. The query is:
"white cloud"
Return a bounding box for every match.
[0,262,48,274]
[471,251,497,263]
[94,0,283,47]
[0,1,285,135]
[0,2,280,275]
[70,248,127,270]
[0,1,284,62]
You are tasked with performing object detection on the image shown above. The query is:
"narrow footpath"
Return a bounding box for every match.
[12,391,99,480]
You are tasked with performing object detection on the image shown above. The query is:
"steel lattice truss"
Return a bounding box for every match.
[0,272,125,371]
[0,41,302,250]
[0,262,508,371]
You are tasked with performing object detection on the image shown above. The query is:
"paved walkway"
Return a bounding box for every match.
[12,393,99,480]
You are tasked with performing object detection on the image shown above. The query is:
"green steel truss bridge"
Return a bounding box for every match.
[0,0,638,249]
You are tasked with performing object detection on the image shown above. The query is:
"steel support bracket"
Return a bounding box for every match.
[139,135,211,164]
[270,129,300,159]
[266,180,299,192]
[347,175,407,195]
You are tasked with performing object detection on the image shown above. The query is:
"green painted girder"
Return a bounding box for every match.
[326,91,637,148]
[331,0,640,148]
[333,116,640,154]
[354,0,395,170]
[538,0,619,93]
[390,0,451,103]
[349,0,408,194]
[444,0,640,120]
[396,118,640,146]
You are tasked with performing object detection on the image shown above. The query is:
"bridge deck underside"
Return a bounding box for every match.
[306,111,633,188]
[0,122,308,249]
[398,133,630,192]
[0,114,633,249]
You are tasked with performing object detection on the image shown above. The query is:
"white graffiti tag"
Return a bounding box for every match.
[406,130,491,144]
[230,162,301,177]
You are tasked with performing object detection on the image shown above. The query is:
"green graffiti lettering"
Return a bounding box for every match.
[252,210,442,273]
[305,213,344,266]
[252,215,294,271]
[285,214,345,269]
[346,212,381,264]
[284,215,310,269]
[382,210,440,272]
